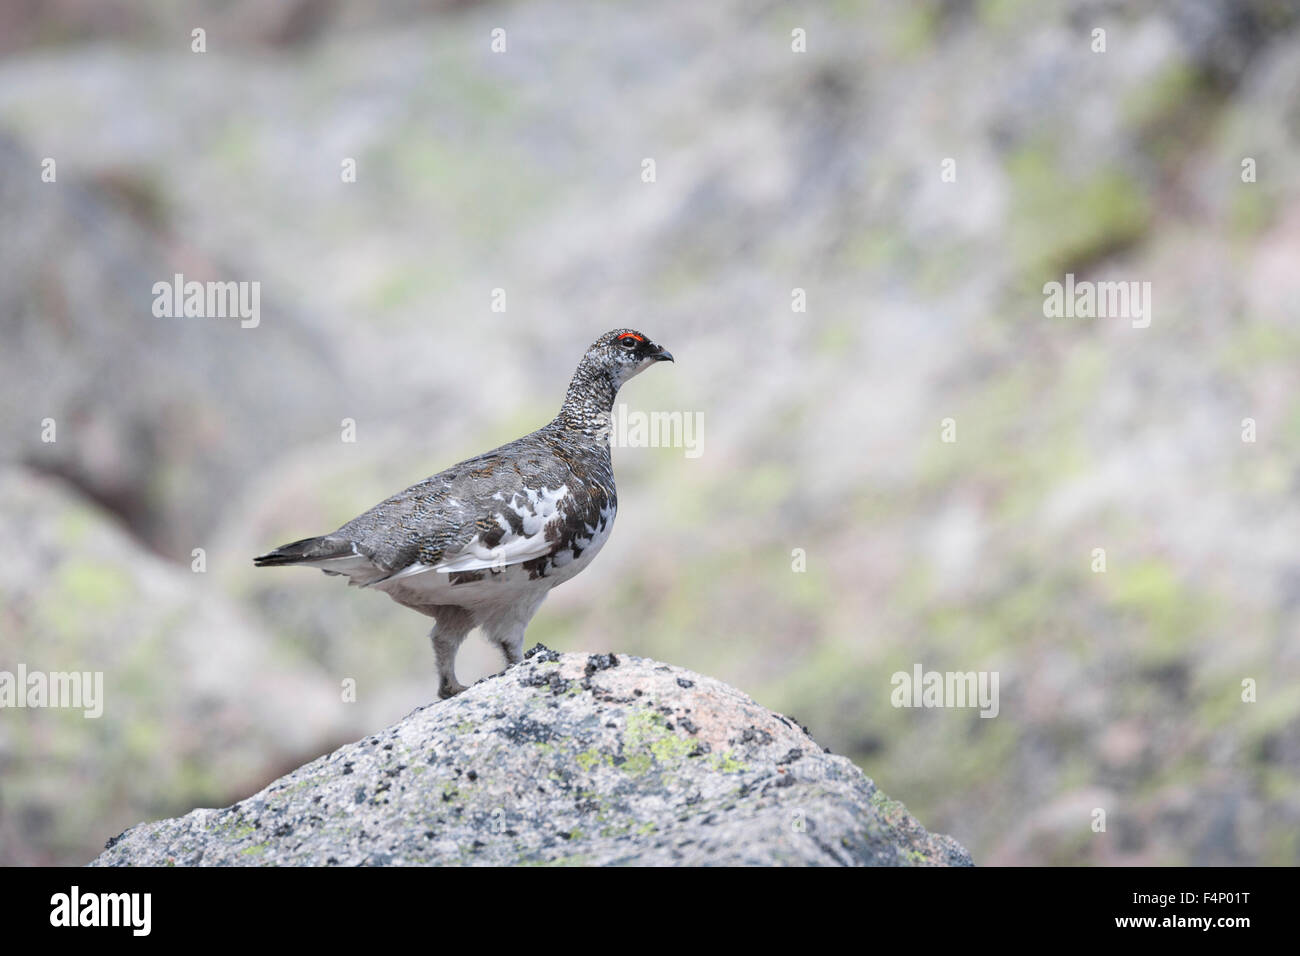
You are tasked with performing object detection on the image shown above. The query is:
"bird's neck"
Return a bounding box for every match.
[554,357,618,440]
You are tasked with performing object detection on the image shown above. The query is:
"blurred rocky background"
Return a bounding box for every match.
[1,0,1298,865]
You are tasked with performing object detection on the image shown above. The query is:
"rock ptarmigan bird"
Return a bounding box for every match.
[254,329,673,698]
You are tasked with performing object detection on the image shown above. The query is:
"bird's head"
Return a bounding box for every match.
[588,328,674,387]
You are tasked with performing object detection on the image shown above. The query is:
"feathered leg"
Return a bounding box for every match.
[480,593,548,672]
[429,606,474,699]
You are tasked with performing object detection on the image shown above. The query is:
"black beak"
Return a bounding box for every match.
[652,347,674,363]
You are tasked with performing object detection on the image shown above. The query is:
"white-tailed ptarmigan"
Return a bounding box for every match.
[254,329,674,698]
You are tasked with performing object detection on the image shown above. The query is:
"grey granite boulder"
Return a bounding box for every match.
[91,647,973,866]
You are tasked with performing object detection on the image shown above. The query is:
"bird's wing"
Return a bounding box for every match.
[337,445,577,584]
[431,483,569,573]
[357,483,571,586]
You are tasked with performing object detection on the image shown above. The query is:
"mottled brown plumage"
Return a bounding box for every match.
[255,329,673,697]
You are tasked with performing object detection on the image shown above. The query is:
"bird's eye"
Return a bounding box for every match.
[618,335,639,349]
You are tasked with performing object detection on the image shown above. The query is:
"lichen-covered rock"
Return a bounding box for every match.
[91,647,972,866]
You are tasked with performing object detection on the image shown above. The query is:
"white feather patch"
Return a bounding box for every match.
[433,483,569,572]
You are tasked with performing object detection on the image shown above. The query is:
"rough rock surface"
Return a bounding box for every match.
[92,648,972,866]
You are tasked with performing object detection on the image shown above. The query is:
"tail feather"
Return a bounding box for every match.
[253,535,357,568]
